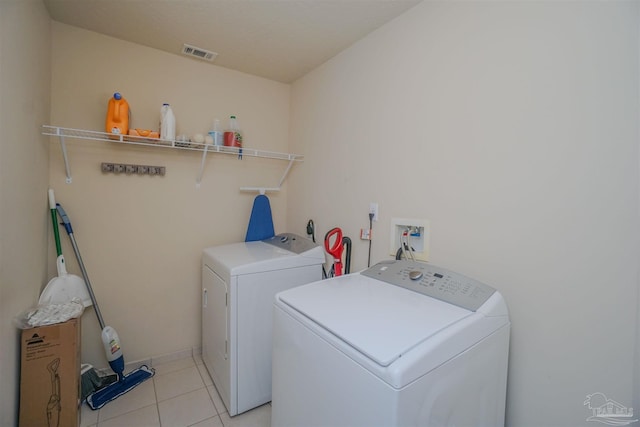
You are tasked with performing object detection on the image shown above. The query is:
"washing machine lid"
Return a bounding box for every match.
[203,234,324,276]
[277,274,472,367]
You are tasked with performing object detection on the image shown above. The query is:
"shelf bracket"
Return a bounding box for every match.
[277,158,296,188]
[239,158,296,194]
[240,187,280,195]
[57,127,73,184]
[195,144,209,188]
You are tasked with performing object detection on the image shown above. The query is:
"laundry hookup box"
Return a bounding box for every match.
[19,318,81,427]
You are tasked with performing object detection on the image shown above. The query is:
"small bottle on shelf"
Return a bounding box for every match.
[160,103,176,142]
[208,119,222,146]
[223,115,242,148]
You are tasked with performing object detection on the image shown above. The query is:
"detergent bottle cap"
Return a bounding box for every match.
[113,92,122,100]
[229,115,240,131]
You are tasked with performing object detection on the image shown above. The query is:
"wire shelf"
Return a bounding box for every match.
[43,125,303,189]
[42,126,303,162]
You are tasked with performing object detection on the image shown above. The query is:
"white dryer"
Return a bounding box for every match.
[272,259,510,427]
[202,233,324,416]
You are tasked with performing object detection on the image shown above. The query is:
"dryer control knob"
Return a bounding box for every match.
[409,270,423,281]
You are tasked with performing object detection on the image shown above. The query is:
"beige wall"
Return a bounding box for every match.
[0,0,52,424]
[2,1,638,425]
[50,22,291,366]
[288,1,639,426]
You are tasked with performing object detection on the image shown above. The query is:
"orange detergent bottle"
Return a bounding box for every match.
[105,92,130,135]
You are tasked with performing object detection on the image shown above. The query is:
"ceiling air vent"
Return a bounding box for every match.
[181,44,217,62]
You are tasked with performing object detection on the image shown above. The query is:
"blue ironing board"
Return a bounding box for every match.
[245,194,275,241]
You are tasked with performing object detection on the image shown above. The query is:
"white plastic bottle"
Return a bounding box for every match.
[160,103,176,142]
[208,118,222,146]
[101,326,124,379]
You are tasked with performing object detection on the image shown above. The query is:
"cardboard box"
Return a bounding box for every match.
[19,318,80,427]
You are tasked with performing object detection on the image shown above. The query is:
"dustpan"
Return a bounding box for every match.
[245,194,275,242]
[39,189,92,307]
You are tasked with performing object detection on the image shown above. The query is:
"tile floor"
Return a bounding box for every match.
[80,354,271,427]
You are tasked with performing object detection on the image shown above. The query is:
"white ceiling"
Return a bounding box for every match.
[43,0,422,83]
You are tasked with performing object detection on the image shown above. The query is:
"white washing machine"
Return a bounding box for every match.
[272,259,510,427]
[202,233,324,416]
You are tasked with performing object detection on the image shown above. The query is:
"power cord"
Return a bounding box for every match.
[306,219,316,243]
[307,219,329,279]
[343,236,352,274]
[367,213,374,267]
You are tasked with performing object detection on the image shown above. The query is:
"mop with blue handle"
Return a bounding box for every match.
[56,203,154,410]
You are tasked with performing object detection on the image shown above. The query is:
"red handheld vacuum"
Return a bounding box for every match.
[324,227,351,277]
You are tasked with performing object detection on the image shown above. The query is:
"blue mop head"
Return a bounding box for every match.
[86,365,155,410]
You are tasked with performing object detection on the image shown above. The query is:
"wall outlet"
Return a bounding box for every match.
[125,164,137,174]
[113,163,124,173]
[137,165,148,174]
[389,217,429,261]
[101,163,114,173]
[360,228,372,240]
[369,202,379,222]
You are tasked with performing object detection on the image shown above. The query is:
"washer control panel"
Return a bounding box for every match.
[361,260,496,311]
[263,233,318,254]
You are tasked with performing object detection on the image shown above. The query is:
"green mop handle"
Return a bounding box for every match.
[48,189,62,256]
